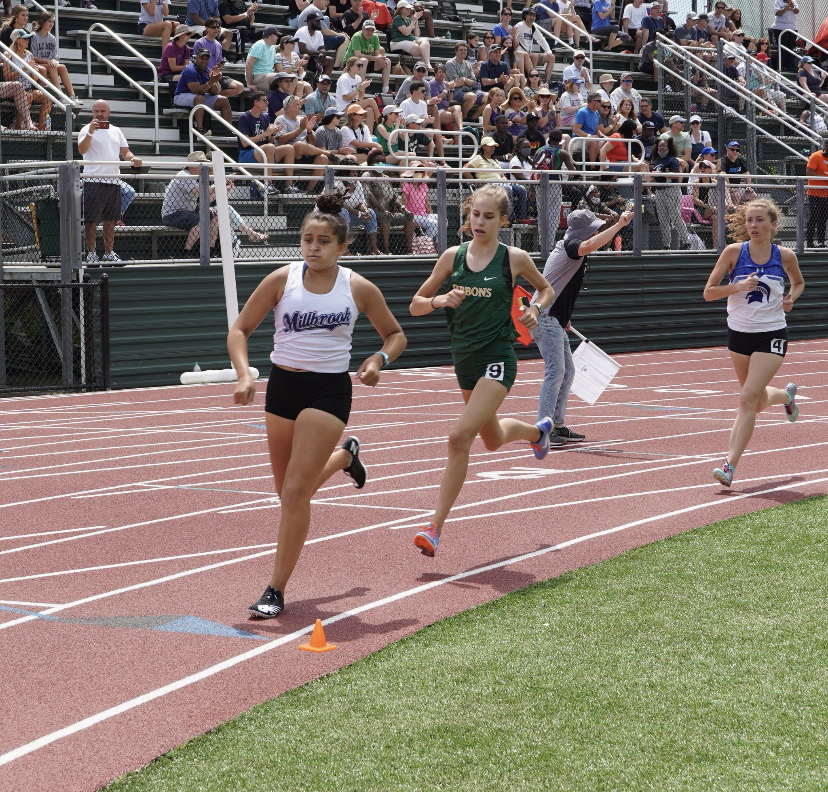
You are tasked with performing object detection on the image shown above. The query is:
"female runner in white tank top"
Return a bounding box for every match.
[228,191,407,618]
[703,198,805,487]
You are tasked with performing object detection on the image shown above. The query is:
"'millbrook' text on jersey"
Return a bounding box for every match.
[282,308,354,333]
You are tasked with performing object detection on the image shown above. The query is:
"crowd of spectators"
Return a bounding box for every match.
[4,0,826,259]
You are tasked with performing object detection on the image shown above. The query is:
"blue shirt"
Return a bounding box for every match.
[480,59,509,84]
[592,0,611,29]
[574,106,599,135]
[641,15,665,34]
[493,23,511,39]
[175,63,209,95]
[187,0,219,27]
[238,110,269,154]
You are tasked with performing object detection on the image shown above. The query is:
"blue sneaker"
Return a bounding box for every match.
[713,461,735,487]
[414,523,439,557]
[530,416,553,460]
[784,383,799,423]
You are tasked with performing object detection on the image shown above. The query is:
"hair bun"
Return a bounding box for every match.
[315,188,348,215]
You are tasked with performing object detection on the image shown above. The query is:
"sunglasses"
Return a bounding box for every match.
[574,55,585,59]
[502,10,511,14]
[529,73,539,77]
[415,67,426,71]
[728,146,740,151]
[621,79,632,83]
[484,35,494,40]
[207,24,221,28]
[601,104,611,108]
[690,120,700,124]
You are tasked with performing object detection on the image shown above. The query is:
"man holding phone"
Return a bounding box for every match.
[78,100,142,265]
[192,17,244,97]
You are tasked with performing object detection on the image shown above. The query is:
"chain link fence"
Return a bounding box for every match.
[0,167,61,265]
[1,277,109,394]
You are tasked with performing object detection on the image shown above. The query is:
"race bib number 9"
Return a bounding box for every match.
[770,338,786,356]
[485,362,505,381]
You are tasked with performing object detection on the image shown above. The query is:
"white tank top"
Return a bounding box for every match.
[270,262,358,373]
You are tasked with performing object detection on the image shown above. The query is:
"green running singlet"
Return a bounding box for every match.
[445,242,516,358]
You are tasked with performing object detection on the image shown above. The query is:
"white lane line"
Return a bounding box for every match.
[0,600,60,608]
[0,526,107,542]
[2,471,827,769]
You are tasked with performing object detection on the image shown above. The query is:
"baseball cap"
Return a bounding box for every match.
[480,136,497,147]
[642,121,656,129]
[280,34,299,43]
[317,73,332,82]
[599,73,615,83]
[194,46,211,56]
[346,103,367,115]
[9,29,33,41]
[323,106,344,119]
[363,18,376,28]
[490,44,502,51]
[620,72,633,80]
[669,114,686,123]
[686,12,698,19]
[727,140,740,148]
[756,52,770,62]
[262,25,279,38]
[525,111,539,120]
[405,113,424,123]
[414,61,428,70]
[573,50,586,58]
[396,0,413,8]
[382,104,401,115]
[700,146,717,156]
[801,55,815,63]
[187,151,210,163]
[565,209,604,241]
[305,9,325,20]
[689,114,702,123]
[733,29,744,35]
[572,77,584,84]
[272,71,295,82]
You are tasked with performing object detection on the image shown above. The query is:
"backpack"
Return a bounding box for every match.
[532,145,563,179]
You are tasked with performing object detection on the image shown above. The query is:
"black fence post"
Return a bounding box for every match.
[101,273,111,390]
[199,163,211,266]
[436,168,447,254]
[58,161,74,387]
[633,173,643,256]
[796,178,805,254]
[538,172,549,258]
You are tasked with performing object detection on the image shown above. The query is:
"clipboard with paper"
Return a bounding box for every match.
[569,326,621,405]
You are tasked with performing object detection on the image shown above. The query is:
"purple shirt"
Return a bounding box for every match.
[158,40,191,77]
[192,36,224,70]
[238,110,270,155]
[429,77,448,111]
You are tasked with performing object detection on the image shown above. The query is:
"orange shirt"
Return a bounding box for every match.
[806,150,828,197]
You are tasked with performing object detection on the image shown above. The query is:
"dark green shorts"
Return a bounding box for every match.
[453,340,518,392]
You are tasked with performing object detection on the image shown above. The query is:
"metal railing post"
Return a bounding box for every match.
[683,55,691,115]
[716,38,725,155]
[657,43,664,111]
[58,162,74,387]
[199,164,211,266]
[436,168,447,254]
[744,58,756,174]
[538,172,550,257]
[68,161,82,271]
[324,165,335,192]
[717,174,726,254]
[796,178,805,254]
[632,173,642,256]
[811,96,818,152]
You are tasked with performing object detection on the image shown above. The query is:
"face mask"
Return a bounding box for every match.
[590,194,600,204]
[520,148,531,157]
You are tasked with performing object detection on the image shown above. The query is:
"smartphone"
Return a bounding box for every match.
[97,120,110,129]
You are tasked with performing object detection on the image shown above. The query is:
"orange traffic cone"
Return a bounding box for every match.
[299,619,337,653]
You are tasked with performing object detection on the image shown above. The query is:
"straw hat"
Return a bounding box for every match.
[500,87,528,111]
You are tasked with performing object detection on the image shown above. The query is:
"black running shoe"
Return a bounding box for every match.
[248,586,284,618]
[341,436,367,489]
[554,426,585,442]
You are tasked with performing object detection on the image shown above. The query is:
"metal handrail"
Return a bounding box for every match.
[188,104,270,215]
[662,38,820,143]
[656,34,818,151]
[535,2,592,81]
[86,23,159,155]
[387,127,479,166]
[777,28,828,73]
[0,39,72,160]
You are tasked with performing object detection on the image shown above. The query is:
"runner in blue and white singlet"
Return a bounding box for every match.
[703,198,805,487]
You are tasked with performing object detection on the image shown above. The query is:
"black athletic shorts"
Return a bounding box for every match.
[83,182,121,224]
[727,327,788,358]
[265,364,352,424]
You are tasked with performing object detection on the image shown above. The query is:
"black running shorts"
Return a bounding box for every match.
[265,364,352,424]
[727,327,789,358]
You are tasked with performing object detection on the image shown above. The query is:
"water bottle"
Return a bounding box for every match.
[193,362,201,372]
[45,116,51,131]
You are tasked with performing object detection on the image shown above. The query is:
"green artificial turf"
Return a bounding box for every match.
[107,495,828,792]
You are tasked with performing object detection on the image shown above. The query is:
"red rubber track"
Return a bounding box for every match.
[1,340,827,791]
